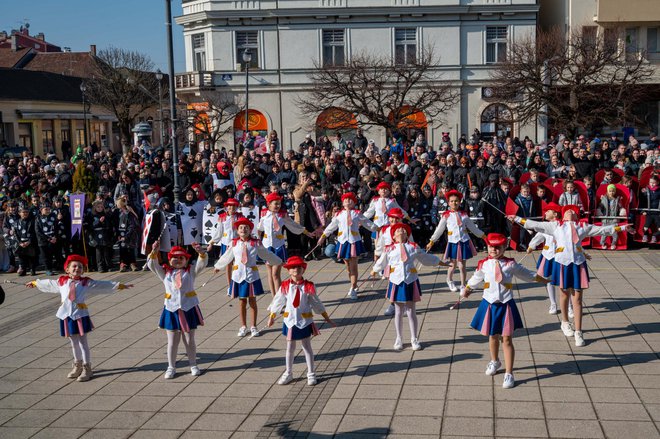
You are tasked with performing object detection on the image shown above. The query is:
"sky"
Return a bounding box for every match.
[2,0,186,72]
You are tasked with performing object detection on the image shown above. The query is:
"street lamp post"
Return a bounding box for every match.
[155,69,165,146]
[164,0,180,202]
[242,48,252,155]
[79,81,89,148]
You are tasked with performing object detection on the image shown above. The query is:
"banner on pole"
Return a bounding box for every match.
[70,193,85,238]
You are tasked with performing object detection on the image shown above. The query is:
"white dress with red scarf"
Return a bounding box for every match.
[364,196,408,228]
[257,210,307,262]
[147,253,207,332]
[322,209,377,259]
[35,276,123,337]
[515,217,621,289]
[210,212,243,254]
[429,210,485,261]
[267,279,327,340]
[467,257,541,336]
[214,237,283,298]
[372,242,440,303]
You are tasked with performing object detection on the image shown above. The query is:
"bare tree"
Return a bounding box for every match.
[85,47,160,153]
[183,92,244,151]
[296,47,459,135]
[490,26,655,138]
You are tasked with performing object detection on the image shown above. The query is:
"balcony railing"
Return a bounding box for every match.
[175,71,215,90]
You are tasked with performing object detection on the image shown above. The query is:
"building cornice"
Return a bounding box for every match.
[175,4,539,25]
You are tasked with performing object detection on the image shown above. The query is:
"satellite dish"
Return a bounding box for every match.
[25,23,30,29]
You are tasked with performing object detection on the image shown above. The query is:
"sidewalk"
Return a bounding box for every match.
[0,250,659,438]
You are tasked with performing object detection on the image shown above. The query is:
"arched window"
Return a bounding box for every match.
[480,104,513,140]
[234,109,268,146]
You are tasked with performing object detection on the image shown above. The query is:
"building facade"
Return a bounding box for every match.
[539,0,660,137]
[175,0,540,149]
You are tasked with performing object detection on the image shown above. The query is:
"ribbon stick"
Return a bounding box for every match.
[482,198,532,235]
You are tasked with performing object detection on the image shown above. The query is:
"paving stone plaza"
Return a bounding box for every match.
[0,249,658,439]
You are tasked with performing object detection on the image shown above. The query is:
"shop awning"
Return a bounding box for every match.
[17,110,116,121]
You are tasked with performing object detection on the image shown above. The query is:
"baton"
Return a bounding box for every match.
[304,243,321,260]
[483,197,533,236]
[592,216,627,220]
[200,267,221,288]
[3,280,24,285]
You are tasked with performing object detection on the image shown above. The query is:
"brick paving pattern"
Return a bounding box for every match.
[0,249,658,438]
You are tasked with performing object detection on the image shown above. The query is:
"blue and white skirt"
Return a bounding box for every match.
[536,255,555,279]
[385,279,422,303]
[282,323,320,340]
[552,261,590,290]
[470,299,523,336]
[159,305,204,332]
[336,240,365,260]
[60,316,94,337]
[444,240,477,261]
[229,278,265,299]
[220,244,228,255]
[267,245,287,263]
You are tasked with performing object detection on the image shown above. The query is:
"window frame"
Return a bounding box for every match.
[485,26,509,64]
[394,28,417,65]
[322,29,346,67]
[191,33,206,71]
[236,30,260,70]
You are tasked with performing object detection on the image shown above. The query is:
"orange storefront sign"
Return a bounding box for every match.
[388,105,427,129]
[316,107,357,130]
[234,109,268,132]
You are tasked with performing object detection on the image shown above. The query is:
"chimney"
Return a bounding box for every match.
[11,34,18,51]
[90,44,96,56]
[36,32,45,41]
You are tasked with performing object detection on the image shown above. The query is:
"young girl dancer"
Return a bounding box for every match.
[148,241,207,379]
[267,256,335,386]
[461,233,549,388]
[26,255,133,381]
[208,198,243,294]
[372,223,446,351]
[317,192,378,300]
[508,206,633,346]
[526,202,561,314]
[258,192,311,296]
[214,217,283,337]
[374,207,409,316]
[364,181,416,238]
[426,190,485,292]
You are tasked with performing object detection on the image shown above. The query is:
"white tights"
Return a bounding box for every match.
[166,330,197,368]
[547,283,557,306]
[394,302,418,341]
[69,334,91,364]
[285,338,315,377]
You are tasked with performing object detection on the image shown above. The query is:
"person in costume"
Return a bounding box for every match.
[372,223,447,351]
[26,255,133,381]
[267,256,335,386]
[317,192,378,300]
[147,240,207,379]
[374,207,411,316]
[508,206,633,346]
[426,189,485,292]
[526,202,563,315]
[461,233,550,389]
[214,217,283,337]
[207,198,243,293]
[258,192,312,296]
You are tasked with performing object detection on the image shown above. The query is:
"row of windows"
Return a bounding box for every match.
[190,26,509,70]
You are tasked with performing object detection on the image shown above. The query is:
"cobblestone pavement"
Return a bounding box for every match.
[0,249,659,438]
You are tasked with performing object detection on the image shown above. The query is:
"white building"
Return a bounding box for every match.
[175,0,541,149]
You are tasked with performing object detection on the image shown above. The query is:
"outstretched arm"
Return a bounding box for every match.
[214,245,235,270]
[463,216,486,239]
[256,244,283,266]
[427,216,448,248]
